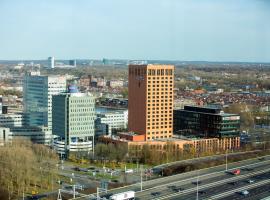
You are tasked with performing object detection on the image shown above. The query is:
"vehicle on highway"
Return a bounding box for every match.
[172,187,184,192]
[109,191,135,200]
[242,167,253,171]
[258,157,265,161]
[240,190,249,196]
[192,180,202,185]
[167,185,183,192]
[151,192,161,197]
[167,185,177,189]
[198,191,207,195]
[247,179,254,183]
[231,169,241,175]
[228,181,238,185]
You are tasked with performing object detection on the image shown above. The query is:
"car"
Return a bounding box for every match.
[125,169,134,173]
[80,168,90,172]
[198,191,207,195]
[29,196,39,200]
[88,167,95,170]
[192,181,202,185]
[73,167,80,171]
[56,180,63,185]
[240,190,249,196]
[172,187,184,192]
[228,182,238,185]
[245,168,253,171]
[258,157,265,161]
[151,192,161,197]
[167,185,177,189]
[247,179,254,183]
[101,193,113,199]
[242,167,253,171]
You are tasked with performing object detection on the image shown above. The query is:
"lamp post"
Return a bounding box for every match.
[225,149,228,171]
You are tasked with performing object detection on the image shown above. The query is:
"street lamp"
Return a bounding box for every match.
[225,149,228,171]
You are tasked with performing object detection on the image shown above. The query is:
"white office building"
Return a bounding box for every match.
[96,110,128,135]
[0,126,52,146]
[48,57,55,69]
[0,113,24,127]
[23,73,67,129]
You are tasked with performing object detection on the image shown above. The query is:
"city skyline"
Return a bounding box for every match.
[0,0,270,62]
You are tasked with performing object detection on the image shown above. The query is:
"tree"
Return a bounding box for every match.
[0,139,59,198]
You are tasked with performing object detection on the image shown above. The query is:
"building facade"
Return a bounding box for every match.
[96,110,128,135]
[48,57,55,69]
[100,134,240,158]
[52,87,95,154]
[23,73,66,128]
[128,64,174,141]
[0,113,24,127]
[174,106,240,138]
[0,126,52,146]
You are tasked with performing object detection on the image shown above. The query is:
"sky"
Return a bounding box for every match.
[0,0,269,62]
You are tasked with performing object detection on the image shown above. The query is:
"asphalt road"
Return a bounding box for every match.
[73,155,270,200]
[137,161,270,200]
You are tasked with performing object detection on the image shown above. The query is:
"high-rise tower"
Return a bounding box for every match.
[23,73,66,128]
[128,64,174,141]
[48,57,55,69]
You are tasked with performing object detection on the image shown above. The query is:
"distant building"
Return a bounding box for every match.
[128,64,174,141]
[23,73,66,128]
[108,80,124,88]
[174,106,240,138]
[96,110,128,135]
[52,85,95,155]
[95,118,109,138]
[91,76,106,88]
[0,126,52,146]
[0,113,24,127]
[69,60,76,67]
[48,57,55,69]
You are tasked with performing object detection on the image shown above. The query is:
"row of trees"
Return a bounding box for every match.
[95,143,128,163]
[0,88,22,97]
[0,140,59,199]
[84,143,218,166]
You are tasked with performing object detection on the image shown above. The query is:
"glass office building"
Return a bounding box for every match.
[174,106,240,138]
[52,86,95,154]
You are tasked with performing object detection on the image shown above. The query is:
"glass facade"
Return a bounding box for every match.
[174,106,240,138]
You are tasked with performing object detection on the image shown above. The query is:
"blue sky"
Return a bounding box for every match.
[0,0,269,62]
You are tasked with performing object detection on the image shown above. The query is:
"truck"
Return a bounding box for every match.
[109,191,135,200]
[232,169,241,175]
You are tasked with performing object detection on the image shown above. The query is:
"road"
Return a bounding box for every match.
[73,154,270,200]
[137,160,270,200]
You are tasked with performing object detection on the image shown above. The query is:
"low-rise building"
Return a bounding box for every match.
[174,106,240,138]
[0,126,52,145]
[99,133,240,158]
[0,113,24,127]
[95,110,128,135]
[108,80,124,88]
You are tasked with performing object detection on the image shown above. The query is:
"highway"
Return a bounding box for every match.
[137,161,270,200]
[73,155,270,200]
